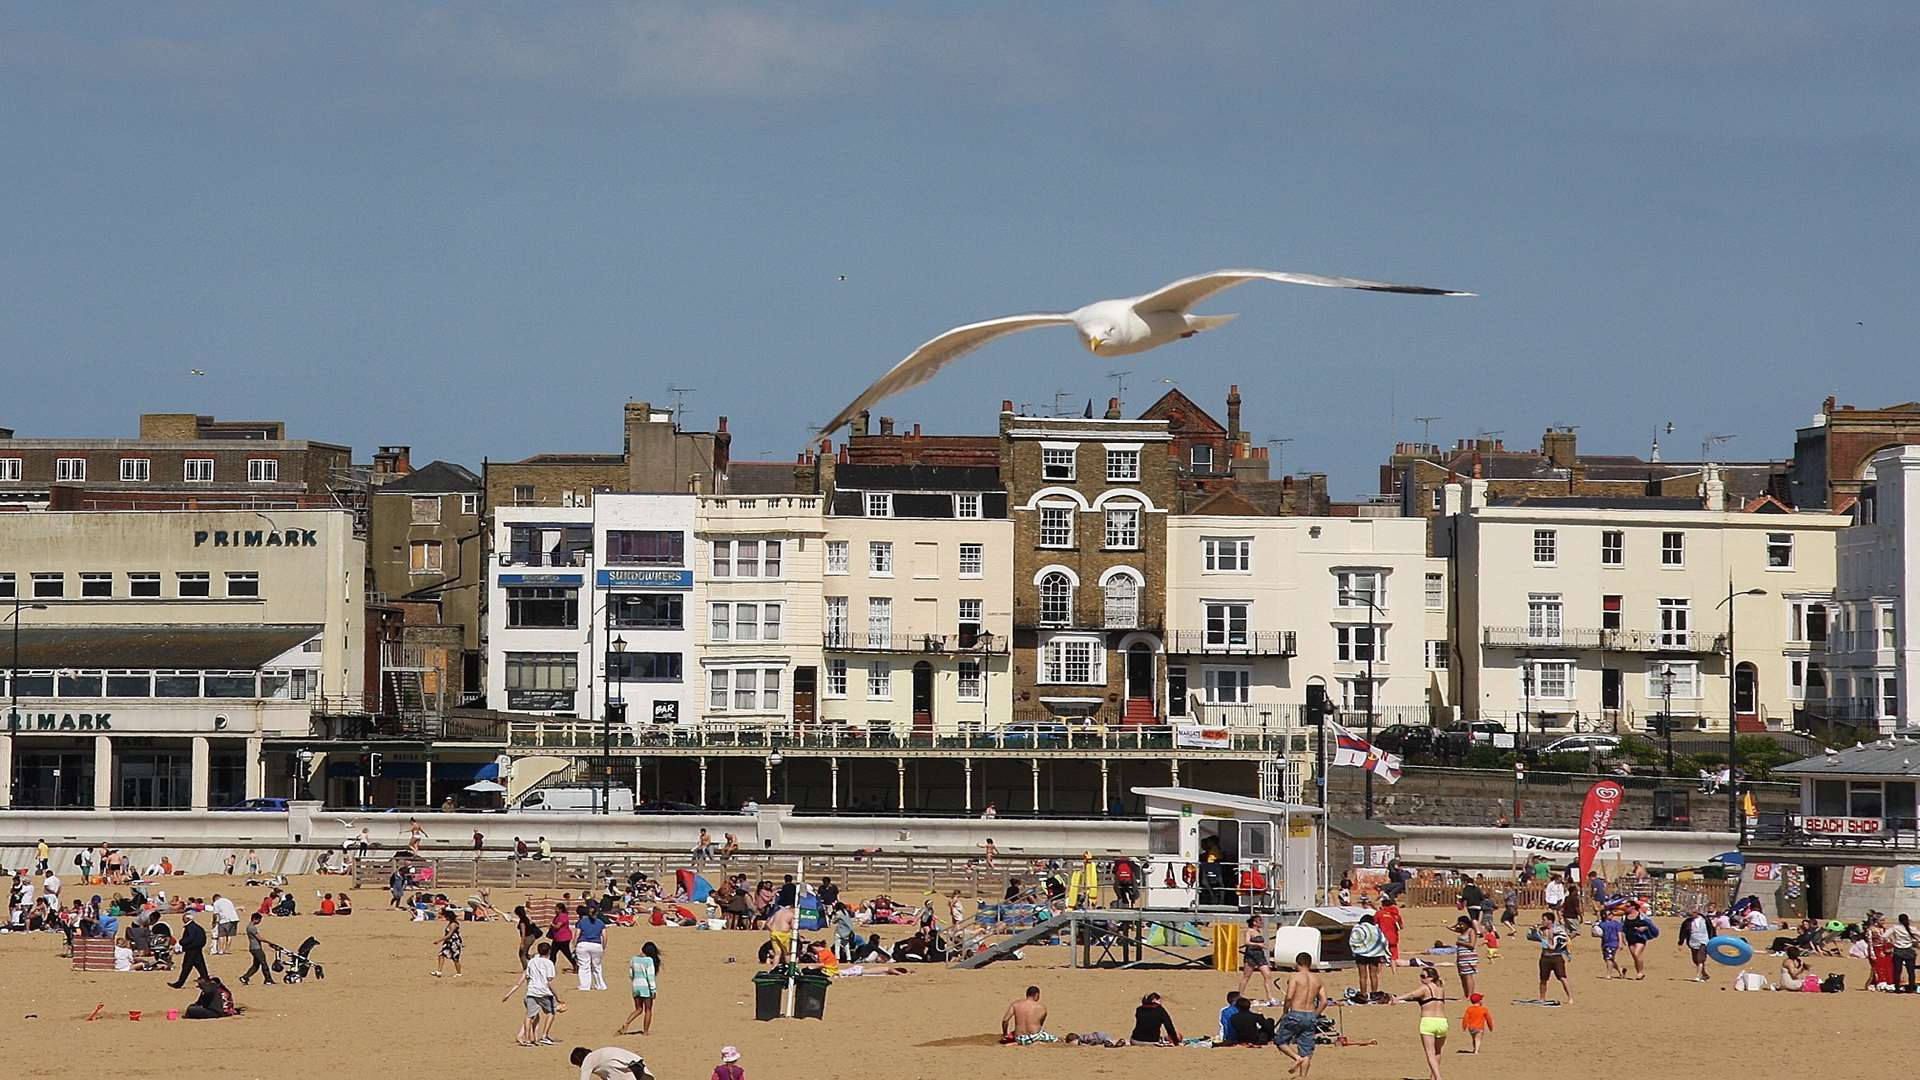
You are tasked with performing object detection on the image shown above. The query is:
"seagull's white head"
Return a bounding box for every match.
[1073,300,1137,354]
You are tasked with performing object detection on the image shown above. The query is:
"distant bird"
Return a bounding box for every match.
[813,268,1471,439]
[189,368,206,376]
[837,275,848,282]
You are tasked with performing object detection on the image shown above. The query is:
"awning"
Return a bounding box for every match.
[7,624,322,669]
[475,761,502,781]
[464,780,507,793]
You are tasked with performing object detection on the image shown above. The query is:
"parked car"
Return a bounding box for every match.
[1373,724,1442,757]
[215,797,290,812]
[508,785,636,813]
[1445,720,1509,745]
[1540,734,1623,756]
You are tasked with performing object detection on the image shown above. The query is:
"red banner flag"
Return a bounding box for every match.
[1578,780,1624,883]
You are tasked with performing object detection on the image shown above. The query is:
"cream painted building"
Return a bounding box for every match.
[1442,474,1847,733]
[1827,446,1920,731]
[822,465,1014,735]
[0,509,362,809]
[1165,514,1434,728]
[692,494,827,726]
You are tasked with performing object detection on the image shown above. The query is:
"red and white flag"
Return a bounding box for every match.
[1328,721,1402,785]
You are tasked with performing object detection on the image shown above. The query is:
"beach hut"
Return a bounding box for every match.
[1132,786,1324,914]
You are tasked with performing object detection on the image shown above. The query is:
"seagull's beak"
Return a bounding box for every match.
[1086,336,1103,353]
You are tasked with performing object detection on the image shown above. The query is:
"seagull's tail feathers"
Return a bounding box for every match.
[1183,312,1238,335]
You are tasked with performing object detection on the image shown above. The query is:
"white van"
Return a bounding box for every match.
[509,785,635,813]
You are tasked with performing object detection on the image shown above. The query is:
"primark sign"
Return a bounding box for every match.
[194,529,320,548]
[8,712,114,732]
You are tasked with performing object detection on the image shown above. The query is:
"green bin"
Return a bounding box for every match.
[793,973,831,1020]
[752,972,789,1021]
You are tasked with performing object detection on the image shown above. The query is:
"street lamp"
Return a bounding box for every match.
[605,633,626,815]
[7,599,51,729]
[1337,588,1382,820]
[1658,663,1676,774]
[1521,661,1534,748]
[1719,583,1766,840]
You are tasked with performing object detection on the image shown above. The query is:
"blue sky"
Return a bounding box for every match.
[3,3,1915,495]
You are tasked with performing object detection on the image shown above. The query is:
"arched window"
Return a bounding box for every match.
[1038,571,1074,626]
[1103,575,1139,630]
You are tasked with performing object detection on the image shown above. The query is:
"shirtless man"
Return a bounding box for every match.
[765,905,796,966]
[1274,952,1329,1076]
[1001,985,1054,1044]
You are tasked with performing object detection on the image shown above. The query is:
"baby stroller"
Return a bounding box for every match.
[274,936,325,983]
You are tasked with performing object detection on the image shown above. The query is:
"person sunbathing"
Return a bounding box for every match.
[1065,1032,1129,1047]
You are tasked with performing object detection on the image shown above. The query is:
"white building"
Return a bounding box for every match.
[692,493,827,726]
[0,509,362,809]
[484,494,697,729]
[1165,513,1434,727]
[1827,446,1920,732]
[821,464,1014,735]
[1442,472,1848,734]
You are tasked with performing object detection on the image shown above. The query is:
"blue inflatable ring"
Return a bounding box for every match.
[1706,935,1753,966]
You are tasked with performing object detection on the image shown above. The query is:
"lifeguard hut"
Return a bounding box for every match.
[1133,786,1324,914]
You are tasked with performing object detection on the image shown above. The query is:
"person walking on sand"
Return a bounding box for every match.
[1621,902,1658,979]
[1238,914,1275,999]
[239,912,278,986]
[617,941,661,1036]
[1462,992,1492,1053]
[433,908,464,977]
[168,911,211,989]
[245,849,259,875]
[210,893,240,955]
[1274,952,1330,1077]
[1451,915,1481,1001]
[1679,906,1712,983]
[389,867,407,910]
[408,818,428,855]
[1529,910,1574,1002]
[765,904,795,967]
[1390,964,1450,1080]
[710,1046,745,1080]
[504,940,561,1046]
[575,904,608,991]
[516,906,541,967]
[1001,985,1054,1044]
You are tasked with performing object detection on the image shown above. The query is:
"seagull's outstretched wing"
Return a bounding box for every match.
[1131,269,1473,314]
[815,313,1075,439]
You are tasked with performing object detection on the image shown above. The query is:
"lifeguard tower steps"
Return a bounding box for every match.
[956,907,1255,970]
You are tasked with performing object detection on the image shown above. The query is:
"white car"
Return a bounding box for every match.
[1541,734,1623,756]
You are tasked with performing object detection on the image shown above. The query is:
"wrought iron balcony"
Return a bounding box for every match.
[1482,625,1725,653]
[822,631,1010,655]
[1166,630,1298,657]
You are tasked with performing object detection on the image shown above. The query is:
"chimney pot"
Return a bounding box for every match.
[912,423,921,437]
[717,415,728,432]
[1001,399,1014,414]
[1105,397,1122,420]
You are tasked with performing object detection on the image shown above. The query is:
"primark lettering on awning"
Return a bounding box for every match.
[193,529,319,548]
[7,712,113,732]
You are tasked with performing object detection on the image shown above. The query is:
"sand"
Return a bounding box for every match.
[2,873,1914,1080]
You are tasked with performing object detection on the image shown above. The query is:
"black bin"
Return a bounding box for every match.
[793,973,831,1019]
[752,973,788,1021]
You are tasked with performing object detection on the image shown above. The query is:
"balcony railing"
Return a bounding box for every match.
[507,718,1291,754]
[1747,813,1920,852]
[1014,602,1162,633]
[1166,630,1297,657]
[1482,626,1726,653]
[822,632,1010,655]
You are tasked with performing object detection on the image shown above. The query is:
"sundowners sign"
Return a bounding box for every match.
[1511,832,1622,855]
[1578,780,1626,882]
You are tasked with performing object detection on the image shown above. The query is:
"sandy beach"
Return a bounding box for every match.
[2,873,1915,1079]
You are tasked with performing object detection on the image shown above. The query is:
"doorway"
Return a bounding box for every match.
[911,661,934,735]
[1125,643,1155,723]
[1601,668,1622,711]
[1735,662,1758,722]
[793,666,817,727]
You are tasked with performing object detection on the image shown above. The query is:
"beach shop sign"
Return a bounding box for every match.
[1512,832,1622,856]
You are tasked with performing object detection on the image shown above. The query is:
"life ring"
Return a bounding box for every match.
[1705,935,1753,966]
[1181,863,1198,887]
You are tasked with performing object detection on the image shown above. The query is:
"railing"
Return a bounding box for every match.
[506,719,1291,754]
[822,632,1010,655]
[502,552,590,568]
[306,708,511,743]
[1747,813,1920,852]
[1482,626,1726,653]
[1166,630,1298,657]
[1013,602,1161,633]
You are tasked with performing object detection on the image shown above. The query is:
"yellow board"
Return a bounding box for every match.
[1067,860,1102,906]
[1212,921,1242,972]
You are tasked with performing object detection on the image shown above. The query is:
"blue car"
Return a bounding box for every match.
[215,797,290,812]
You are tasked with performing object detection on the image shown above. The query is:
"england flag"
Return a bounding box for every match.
[1329,721,1403,784]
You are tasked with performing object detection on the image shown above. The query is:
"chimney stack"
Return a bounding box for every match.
[854,411,870,437]
[1227,384,1242,444]
[911,423,921,438]
[879,416,895,436]
[1541,427,1577,469]
[717,415,728,433]
[1105,397,1122,420]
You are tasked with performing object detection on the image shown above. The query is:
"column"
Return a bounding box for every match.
[190,736,211,811]
[1029,758,1039,813]
[829,758,840,810]
[93,736,113,810]
[0,736,12,809]
[764,758,773,799]
[963,757,973,813]
[1169,757,1180,786]
[896,758,906,811]
[425,759,435,807]
[1100,758,1110,815]
[697,756,708,808]
[244,737,264,800]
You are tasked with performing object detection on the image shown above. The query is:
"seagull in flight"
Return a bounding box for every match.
[814,268,1470,438]
[189,368,206,376]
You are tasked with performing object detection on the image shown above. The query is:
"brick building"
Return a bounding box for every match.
[367,457,486,708]
[1138,386,1328,515]
[1001,400,1172,724]
[0,412,352,509]
[1787,397,1920,511]
[482,402,735,509]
